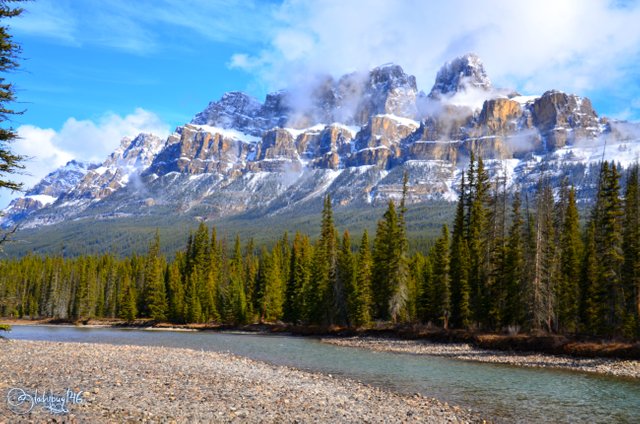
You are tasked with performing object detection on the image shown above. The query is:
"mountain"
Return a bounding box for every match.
[3,54,640,251]
[428,53,492,98]
[1,160,94,227]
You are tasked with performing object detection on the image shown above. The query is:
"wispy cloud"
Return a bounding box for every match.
[10,0,78,45]
[12,0,275,54]
[231,0,640,119]
[2,108,171,207]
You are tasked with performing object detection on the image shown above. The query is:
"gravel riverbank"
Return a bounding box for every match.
[322,337,640,378]
[0,340,480,423]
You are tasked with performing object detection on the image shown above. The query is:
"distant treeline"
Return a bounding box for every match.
[1,156,639,339]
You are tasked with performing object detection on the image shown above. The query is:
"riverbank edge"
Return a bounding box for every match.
[2,317,639,361]
[0,339,482,423]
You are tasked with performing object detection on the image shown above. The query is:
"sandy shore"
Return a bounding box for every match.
[0,340,480,423]
[322,337,640,378]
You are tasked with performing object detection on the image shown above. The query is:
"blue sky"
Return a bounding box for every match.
[3,0,640,207]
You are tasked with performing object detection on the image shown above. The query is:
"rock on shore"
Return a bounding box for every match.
[0,340,479,423]
[321,337,640,378]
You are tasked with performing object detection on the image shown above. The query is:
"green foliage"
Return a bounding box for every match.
[145,231,168,321]
[431,225,451,328]
[557,187,582,333]
[0,160,638,340]
[0,2,26,193]
[350,230,372,327]
[284,232,312,324]
[502,193,525,328]
[336,230,355,326]
[622,165,640,337]
[372,199,409,322]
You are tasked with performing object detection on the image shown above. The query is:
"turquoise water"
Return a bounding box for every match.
[8,325,640,423]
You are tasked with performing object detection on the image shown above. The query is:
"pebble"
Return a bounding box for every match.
[322,337,640,378]
[0,340,482,423]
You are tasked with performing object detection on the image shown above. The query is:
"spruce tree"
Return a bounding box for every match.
[351,230,373,327]
[284,232,312,324]
[467,156,491,327]
[0,1,27,197]
[417,252,434,323]
[373,199,409,322]
[372,216,391,320]
[244,238,259,319]
[222,236,247,324]
[263,247,285,321]
[165,259,184,323]
[530,179,556,332]
[336,230,355,326]
[503,192,525,329]
[145,231,168,321]
[486,173,509,329]
[432,225,451,328]
[557,187,582,333]
[450,173,471,328]
[593,162,625,335]
[119,272,137,322]
[305,239,327,325]
[582,222,603,334]
[622,164,640,337]
[311,194,339,324]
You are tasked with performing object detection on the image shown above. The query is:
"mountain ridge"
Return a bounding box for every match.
[3,54,640,235]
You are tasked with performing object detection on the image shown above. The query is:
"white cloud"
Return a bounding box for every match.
[51,108,170,162]
[0,109,170,208]
[10,0,78,44]
[12,0,275,54]
[231,0,640,114]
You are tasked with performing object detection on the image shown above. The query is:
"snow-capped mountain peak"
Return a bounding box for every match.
[3,54,639,233]
[429,53,492,99]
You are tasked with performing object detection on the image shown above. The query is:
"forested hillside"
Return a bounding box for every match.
[1,158,639,339]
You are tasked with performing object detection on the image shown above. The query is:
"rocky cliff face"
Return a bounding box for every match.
[3,54,637,230]
[532,90,601,150]
[1,160,93,227]
[429,53,492,98]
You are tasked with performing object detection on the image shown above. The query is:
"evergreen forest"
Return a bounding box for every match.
[1,157,639,340]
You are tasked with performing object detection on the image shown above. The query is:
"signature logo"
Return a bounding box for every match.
[6,388,84,415]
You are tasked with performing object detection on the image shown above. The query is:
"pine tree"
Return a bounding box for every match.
[450,173,471,328]
[145,231,167,321]
[582,222,603,334]
[372,216,391,320]
[486,172,509,329]
[0,1,27,203]
[530,179,556,332]
[372,198,409,322]
[304,240,326,324]
[351,230,372,327]
[467,156,491,327]
[221,236,247,324]
[503,192,525,329]
[557,187,582,333]
[417,254,434,323]
[244,238,259,320]
[185,269,203,323]
[203,226,220,322]
[336,230,355,326]
[431,225,451,328]
[593,162,625,335]
[259,247,285,322]
[321,195,340,324]
[284,232,312,324]
[309,194,339,325]
[165,259,184,323]
[119,271,137,321]
[622,164,640,337]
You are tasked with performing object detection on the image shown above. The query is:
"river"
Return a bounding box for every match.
[7,325,640,423]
